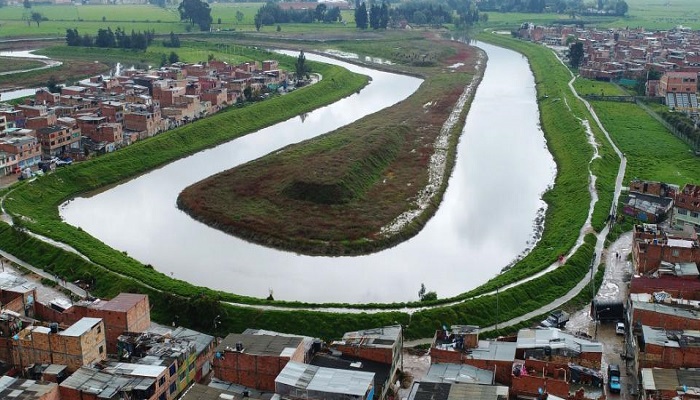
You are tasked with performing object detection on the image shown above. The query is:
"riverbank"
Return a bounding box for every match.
[177,36,482,256]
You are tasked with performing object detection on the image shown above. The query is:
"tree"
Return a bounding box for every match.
[315,3,327,22]
[295,50,309,81]
[569,41,584,69]
[355,2,368,29]
[46,76,60,93]
[369,4,380,29]
[160,53,167,67]
[418,283,426,300]
[178,0,212,31]
[23,0,30,8]
[379,2,389,29]
[168,51,179,64]
[66,28,81,46]
[31,11,42,27]
[254,14,262,31]
[235,10,244,23]
[615,0,628,16]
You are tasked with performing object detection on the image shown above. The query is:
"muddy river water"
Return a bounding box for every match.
[59,42,556,303]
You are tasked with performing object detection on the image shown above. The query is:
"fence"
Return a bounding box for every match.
[635,100,700,154]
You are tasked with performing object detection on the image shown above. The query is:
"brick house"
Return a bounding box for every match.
[10,317,106,372]
[659,71,698,96]
[632,224,700,274]
[94,123,123,146]
[36,125,81,158]
[76,115,106,139]
[629,293,700,331]
[0,132,42,170]
[35,293,151,354]
[672,184,700,229]
[638,326,700,368]
[430,327,517,386]
[212,333,306,391]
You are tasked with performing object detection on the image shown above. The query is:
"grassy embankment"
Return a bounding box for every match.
[177,37,478,256]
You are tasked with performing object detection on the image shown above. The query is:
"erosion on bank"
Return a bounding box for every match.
[177,37,481,256]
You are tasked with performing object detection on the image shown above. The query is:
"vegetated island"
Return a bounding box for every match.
[177,34,483,256]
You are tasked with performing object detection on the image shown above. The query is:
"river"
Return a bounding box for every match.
[59,43,556,304]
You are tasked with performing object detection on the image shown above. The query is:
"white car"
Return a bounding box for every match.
[616,322,625,335]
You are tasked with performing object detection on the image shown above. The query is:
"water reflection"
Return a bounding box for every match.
[60,44,555,304]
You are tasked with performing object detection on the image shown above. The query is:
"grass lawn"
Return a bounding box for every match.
[573,78,630,97]
[0,58,45,73]
[590,101,700,186]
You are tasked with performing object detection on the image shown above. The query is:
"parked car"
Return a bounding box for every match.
[56,159,72,167]
[608,364,621,394]
[540,310,570,328]
[616,322,625,335]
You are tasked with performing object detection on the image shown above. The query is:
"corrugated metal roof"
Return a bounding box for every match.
[60,317,101,337]
[276,361,374,397]
[407,381,508,400]
[634,299,700,320]
[468,340,517,362]
[423,363,493,385]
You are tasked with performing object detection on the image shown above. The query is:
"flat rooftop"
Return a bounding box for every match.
[216,333,303,357]
[336,325,401,349]
[59,317,102,337]
[517,328,603,353]
[89,293,147,312]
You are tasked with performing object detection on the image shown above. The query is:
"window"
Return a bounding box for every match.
[692,212,699,219]
[159,376,165,386]
[673,249,680,257]
[169,364,176,376]
[679,208,688,215]
[159,393,166,400]
[170,383,176,394]
[97,326,101,334]
[179,371,185,382]
[99,346,104,354]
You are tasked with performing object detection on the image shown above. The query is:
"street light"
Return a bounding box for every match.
[594,307,611,339]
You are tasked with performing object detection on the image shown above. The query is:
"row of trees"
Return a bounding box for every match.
[254,2,342,30]
[476,0,627,15]
[355,2,389,29]
[66,27,156,50]
[389,1,453,26]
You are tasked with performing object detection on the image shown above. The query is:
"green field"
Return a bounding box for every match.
[590,101,700,185]
[0,3,356,38]
[0,58,45,73]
